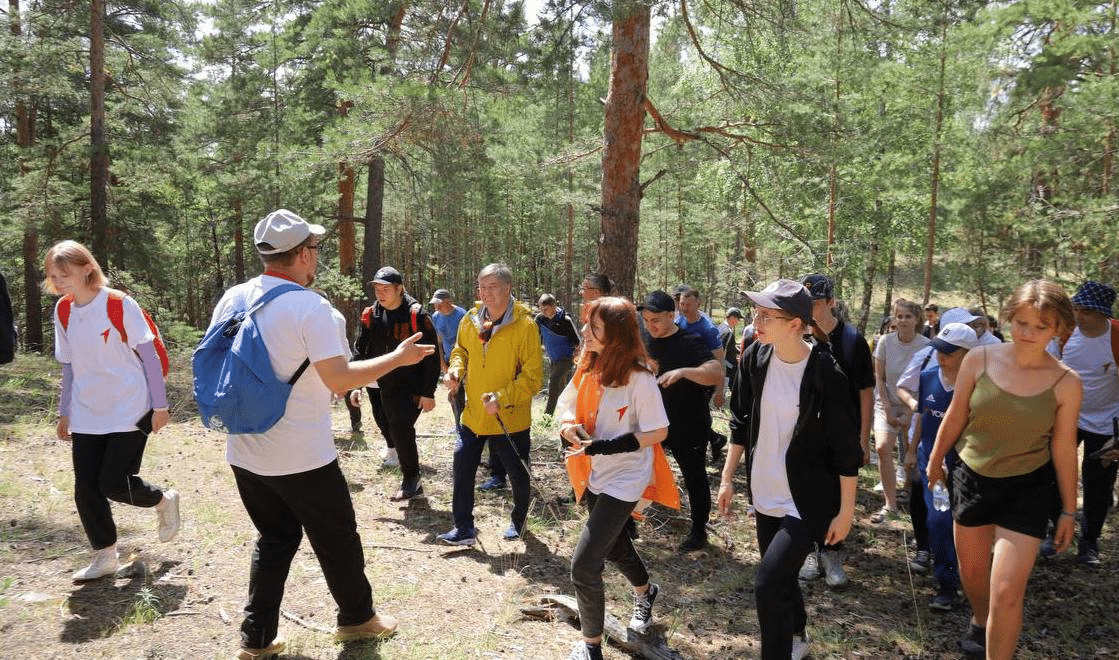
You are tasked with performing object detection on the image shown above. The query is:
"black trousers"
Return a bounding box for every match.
[665,431,712,537]
[1048,428,1118,547]
[571,491,649,638]
[369,389,423,482]
[72,431,164,550]
[232,460,374,649]
[755,512,816,660]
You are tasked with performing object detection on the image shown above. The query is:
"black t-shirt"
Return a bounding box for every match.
[645,329,716,433]
[825,320,875,426]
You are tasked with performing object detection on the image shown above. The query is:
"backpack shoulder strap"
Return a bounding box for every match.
[361,306,373,327]
[840,322,859,367]
[58,295,74,331]
[410,302,422,334]
[245,283,305,317]
[105,290,128,343]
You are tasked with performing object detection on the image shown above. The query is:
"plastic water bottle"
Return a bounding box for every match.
[932,480,950,512]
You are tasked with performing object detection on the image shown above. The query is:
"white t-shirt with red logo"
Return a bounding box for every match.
[54,288,155,434]
[555,370,669,503]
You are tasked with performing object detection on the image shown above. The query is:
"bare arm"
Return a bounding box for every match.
[716,442,748,517]
[859,386,873,461]
[315,333,434,394]
[825,475,858,545]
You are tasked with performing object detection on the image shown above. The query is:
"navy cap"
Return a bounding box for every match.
[744,279,813,325]
[1071,280,1115,318]
[800,273,834,300]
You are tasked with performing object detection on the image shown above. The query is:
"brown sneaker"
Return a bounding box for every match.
[336,612,398,642]
[236,637,285,659]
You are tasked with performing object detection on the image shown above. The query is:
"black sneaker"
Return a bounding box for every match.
[568,641,604,660]
[679,532,708,552]
[390,479,423,501]
[437,527,477,546]
[960,622,985,656]
[478,476,507,492]
[929,585,958,611]
[628,582,658,633]
[1077,544,1101,566]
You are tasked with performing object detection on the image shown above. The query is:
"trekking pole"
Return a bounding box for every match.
[482,393,560,523]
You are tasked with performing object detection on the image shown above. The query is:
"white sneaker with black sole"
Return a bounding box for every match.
[629,582,658,633]
[792,633,812,660]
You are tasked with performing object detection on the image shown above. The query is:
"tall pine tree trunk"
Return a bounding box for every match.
[925,9,948,305]
[599,1,650,299]
[12,0,43,352]
[90,0,109,265]
[363,156,385,290]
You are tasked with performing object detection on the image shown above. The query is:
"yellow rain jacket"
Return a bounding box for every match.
[448,299,543,435]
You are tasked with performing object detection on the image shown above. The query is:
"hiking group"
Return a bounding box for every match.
[38,208,1118,660]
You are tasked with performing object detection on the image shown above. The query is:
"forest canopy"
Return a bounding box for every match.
[2,0,1116,352]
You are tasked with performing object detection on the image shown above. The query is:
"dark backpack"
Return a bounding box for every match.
[192,283,311,434]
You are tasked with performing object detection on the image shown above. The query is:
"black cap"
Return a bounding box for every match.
[726,307,743,319]
[429,288,451,304]
[800,273,833,300]
[637,290,676,313]
[743,279,813,325]
[372,266,403,285]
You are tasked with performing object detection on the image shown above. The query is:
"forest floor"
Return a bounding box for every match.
[1,353,1117,660]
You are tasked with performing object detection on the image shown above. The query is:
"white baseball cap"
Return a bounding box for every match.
[930,322,979,354]
[939,307,981,327]
[254,209,325,255]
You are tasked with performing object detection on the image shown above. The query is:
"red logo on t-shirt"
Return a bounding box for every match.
[616,405,628,421]
[101,329,111,342]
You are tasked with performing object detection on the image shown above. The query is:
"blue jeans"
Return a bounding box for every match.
[918,449,959,589]
[452,425,531,533]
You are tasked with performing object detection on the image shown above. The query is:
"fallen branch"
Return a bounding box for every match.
[281,609,334,634]
[526,594,686,660]
[363,543,435,553]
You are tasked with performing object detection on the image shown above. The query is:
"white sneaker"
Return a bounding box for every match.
[896,465,908,489]
[791,633,812,660]
[156,489,181,542]
[799,552,820,580]
[382,447,399,467]
[72,545,119,582]
[872,480,884,492]
[820,549,848,588]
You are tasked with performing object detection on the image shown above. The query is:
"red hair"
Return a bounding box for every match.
[578,296,654,388]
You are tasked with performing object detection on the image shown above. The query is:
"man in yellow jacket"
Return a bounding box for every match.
[439,263,543,545]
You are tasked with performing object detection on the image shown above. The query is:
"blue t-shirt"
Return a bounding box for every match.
[432,305,466,359]
[916,365,954,468]
[676,314,722,352]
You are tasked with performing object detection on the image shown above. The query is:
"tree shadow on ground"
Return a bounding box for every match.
[59,559,187,644]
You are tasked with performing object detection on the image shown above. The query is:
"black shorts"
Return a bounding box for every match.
[952,460,1054,539]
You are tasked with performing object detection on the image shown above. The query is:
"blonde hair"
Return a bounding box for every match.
[42,240,107,294]
[1001,280,1074,337]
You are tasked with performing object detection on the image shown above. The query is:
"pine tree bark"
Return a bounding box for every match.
[599,1,650,299]
[90,0,109,265]
[12,0,43,352]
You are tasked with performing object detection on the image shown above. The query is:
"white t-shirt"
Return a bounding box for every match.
[897,345,937,396]
[1058,326,1119,435]
[874,332,930,409]
[751,348,810,519]
[54,288,155,434]
[555,370,670,503]
[212,275,347,476]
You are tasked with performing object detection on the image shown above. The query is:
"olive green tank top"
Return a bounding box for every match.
[956,351,1069,478]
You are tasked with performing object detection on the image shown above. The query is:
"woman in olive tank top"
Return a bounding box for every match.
[926,281,1081,660]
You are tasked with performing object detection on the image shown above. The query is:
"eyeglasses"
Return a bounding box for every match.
[755,312,793,325]
[579,286,601,293]
[305,244,320,251]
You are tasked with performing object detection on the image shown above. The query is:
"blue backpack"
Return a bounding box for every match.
[192,283,311,434]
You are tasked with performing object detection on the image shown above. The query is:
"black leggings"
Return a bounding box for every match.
[72,431,164,549]
[570,491,650,638]
[755,512,817,660]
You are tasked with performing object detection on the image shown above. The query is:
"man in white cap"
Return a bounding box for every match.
[205,209,434,659]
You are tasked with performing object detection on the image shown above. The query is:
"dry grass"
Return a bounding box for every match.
[0,352,1116,658]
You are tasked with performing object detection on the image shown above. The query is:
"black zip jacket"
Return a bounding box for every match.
[729,341,862,543]
[353,293,440,398]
